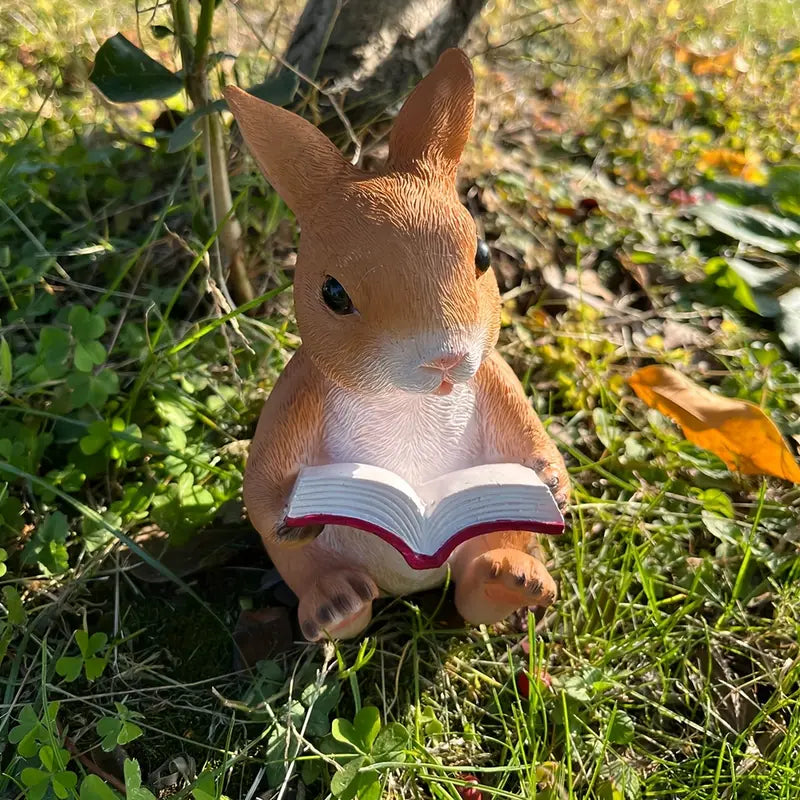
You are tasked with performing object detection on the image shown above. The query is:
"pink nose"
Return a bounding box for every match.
[423,352,466,371]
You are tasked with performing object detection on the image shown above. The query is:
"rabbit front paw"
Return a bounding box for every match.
[530,457,570,511]
[298,569,378,642]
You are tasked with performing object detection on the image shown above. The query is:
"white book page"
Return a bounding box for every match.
[286,462,563,559]
[286,463,425,544]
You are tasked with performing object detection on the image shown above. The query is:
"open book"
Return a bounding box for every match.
[284,462,565,569]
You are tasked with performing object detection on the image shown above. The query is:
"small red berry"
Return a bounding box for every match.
[455,774,484,800]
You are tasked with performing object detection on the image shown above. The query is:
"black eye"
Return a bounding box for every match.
[321,276,354,314]
[475,238,491,274]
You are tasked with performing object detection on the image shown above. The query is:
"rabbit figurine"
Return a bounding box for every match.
[224,48,570,642]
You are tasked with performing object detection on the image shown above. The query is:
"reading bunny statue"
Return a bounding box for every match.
[225,48,570,641]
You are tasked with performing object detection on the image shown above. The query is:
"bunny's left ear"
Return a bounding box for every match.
[224,85,359,221]
[385,48,475,182]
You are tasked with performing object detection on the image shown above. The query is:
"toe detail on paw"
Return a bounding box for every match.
[299,570,378,642]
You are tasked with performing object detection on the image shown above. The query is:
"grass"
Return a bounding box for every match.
[1,0,800,798]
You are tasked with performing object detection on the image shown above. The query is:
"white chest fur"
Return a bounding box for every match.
[322,383,483,484]
[319,383,485,594]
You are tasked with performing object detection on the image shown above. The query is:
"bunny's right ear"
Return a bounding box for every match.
[224,86,358,220]
[386,48,475,183]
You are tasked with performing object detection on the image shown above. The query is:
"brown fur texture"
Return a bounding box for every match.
[225,49,570,641]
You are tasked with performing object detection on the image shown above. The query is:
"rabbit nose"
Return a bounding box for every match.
[422,352,466,371]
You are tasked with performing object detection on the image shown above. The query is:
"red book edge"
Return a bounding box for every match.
[284,513,565,570]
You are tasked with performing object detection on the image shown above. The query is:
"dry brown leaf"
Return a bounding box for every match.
[628,365,800,483]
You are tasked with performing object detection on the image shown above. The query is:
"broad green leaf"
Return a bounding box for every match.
[246,71,300,106]
[372,722,409,761]
[69,306,105,340]
[74,340,107,372]
[768,165,800,216]
[9,705,47,758]
[3,585,26,625]
[21,767,51,800]
[150,24,173,39]
[118,720,143,745]
[691,201,800,253]
[68,369,119,408]
[607,708,635,744]
[85,656,108,680]
[703,257,781,317]
[778,288,800,358]
[330,756,365,799]
[80,774,121,800]
[124,758,157,800]
[91,34,183,103]
[97,717,122,751]
[353,706,381,751]
[167,100,226,153]
[40,540,69,574]
[38,743,70,771]
[191,771,218,800]
[356,771,381,800]
[0,336,11,388]
[55,655,83,682]
[80,421,110,455]
[76,630,108,657]
[698,488,734,518]
[53,771,78,798]
[39,327,71,368]
[331,718,362,750]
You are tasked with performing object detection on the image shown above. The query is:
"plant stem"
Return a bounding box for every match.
[170,0,255,306]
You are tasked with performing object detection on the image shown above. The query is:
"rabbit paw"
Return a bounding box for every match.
[298,569,378,642]
[530,457,570,511]
[274,521,324,545]
[455,547,557,625]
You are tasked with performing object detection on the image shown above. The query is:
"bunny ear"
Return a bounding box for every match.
[224,86,358,219]
[386,48,475,181]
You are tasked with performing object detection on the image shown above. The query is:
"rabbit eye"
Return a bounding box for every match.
[321,276,354,315]
[475,238,491,274]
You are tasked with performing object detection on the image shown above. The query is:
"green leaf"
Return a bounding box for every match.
[690,201,800,254]
[53,770,79,799]
[246,70,300,107]
[86,655,108,680]
[97,717,122,751]
[703,257,782,317]
[607,708,635,744]
[0,336,11,388]
[76,629,108,657]
[21,767,51,800]
[74,340,107,372]
[124,758,157,800]
[9,705,48,758]
[68,369,119,408]
[778,287,800,358]
[150,25,173,39]
[80,421,110,455]
[118,720,143,745]
[332,718,362,750]
[91,33,184,103]
[55,655,83,682]
[167,99,226,153]
[372,722,409,761]
[356,771,381,800]
[4,585,26,625]
[330,756,365,799]
[80,774,122,800]
[191,771,218,800]
[767,165,800,216]
[69,306,105,340]
[353,706,381,751]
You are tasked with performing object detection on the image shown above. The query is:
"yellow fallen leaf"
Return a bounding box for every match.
[628,365,800,483]
[696,148,763,181]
